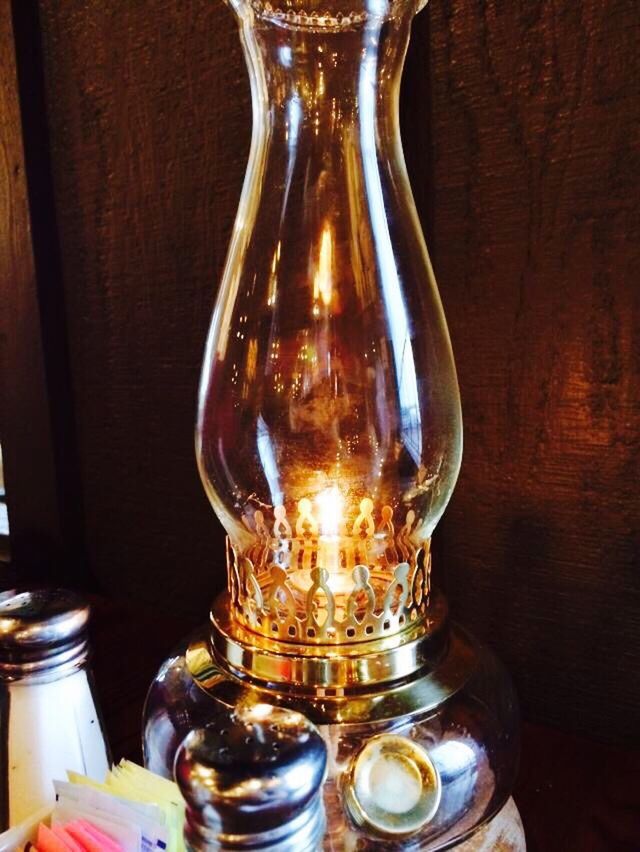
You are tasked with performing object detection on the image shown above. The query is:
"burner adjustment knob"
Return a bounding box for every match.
[344,734,441,838]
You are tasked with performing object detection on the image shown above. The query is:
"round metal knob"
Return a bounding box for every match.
[174,702,326,851]
[344,734,441,838]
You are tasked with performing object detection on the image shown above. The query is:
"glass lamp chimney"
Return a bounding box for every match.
[196,0,462,647]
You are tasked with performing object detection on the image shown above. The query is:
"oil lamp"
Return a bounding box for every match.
[143,0,523,846]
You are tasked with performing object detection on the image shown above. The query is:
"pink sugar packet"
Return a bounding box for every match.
[77,820,123,852]
[51,825,85,852]
[65,821,121,852]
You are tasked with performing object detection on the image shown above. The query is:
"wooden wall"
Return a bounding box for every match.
[0,2,86,584]
[1,0,638,743]
[426,0,640,744]
[37,0,245,607]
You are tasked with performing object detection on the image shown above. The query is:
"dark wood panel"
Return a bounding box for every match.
[38,0,252,611]
[427,0,640,742]
[0,2,85,583]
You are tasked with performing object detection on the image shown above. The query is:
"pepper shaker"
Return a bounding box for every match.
[174,703,327,851]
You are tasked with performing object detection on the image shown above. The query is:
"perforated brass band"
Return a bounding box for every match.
[188,618,477,726]
[209,590,449,691]
[227,499,432,647]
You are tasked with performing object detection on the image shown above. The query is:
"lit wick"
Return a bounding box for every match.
[316,487,352,597]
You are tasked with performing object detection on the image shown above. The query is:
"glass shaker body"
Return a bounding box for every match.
[0,590,109,827]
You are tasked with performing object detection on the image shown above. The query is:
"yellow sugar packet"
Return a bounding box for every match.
[68,763,185,852]
[105,762,184,852]
[112,760,182,804]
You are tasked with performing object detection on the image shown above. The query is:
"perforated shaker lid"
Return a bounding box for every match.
[175,703,327,851]
[0,589,90,678]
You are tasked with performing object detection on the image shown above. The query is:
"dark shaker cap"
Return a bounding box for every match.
[175,702,327,850]
[0,589,90,677]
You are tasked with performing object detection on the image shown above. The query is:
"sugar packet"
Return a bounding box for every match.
[51,802,140,851]
[67,762,184,852]
[53,781,169,852]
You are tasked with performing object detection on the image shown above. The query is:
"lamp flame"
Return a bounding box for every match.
[314,225,333,307]
[316,487,343,537]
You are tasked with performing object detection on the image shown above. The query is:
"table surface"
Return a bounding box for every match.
[89,597,640,852]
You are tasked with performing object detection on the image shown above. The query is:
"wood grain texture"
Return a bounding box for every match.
[426,0,640,742]
[31,0,640,741]
[0,3,83,582]
[37,0,250,609]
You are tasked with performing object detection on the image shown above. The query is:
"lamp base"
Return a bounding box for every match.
[458,798,525,851]
[143,609,520,850]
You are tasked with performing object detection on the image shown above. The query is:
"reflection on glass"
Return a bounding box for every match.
[0,444,8,538]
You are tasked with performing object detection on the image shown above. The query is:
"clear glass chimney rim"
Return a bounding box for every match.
[225,0,428,31]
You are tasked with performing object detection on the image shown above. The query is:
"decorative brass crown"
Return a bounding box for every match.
[226,498,432,645]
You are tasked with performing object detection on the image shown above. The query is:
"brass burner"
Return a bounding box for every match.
[226,498,432,646]
[188,620,477,726]
[210,591,449,692]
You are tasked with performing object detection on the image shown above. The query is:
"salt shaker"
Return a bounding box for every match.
[0,589,109,828]
[174,703,327,851]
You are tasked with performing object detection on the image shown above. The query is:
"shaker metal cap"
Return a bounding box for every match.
[175,702,327,851]
[0,589,90,678]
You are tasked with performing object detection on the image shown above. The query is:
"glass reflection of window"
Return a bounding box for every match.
[278,45,293,69]
[285,96,302,176]
[0,445,6,531]
[0,443,9,564]
[257,414,283,507]
[358,35,421,467]
[430,740,477,797]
